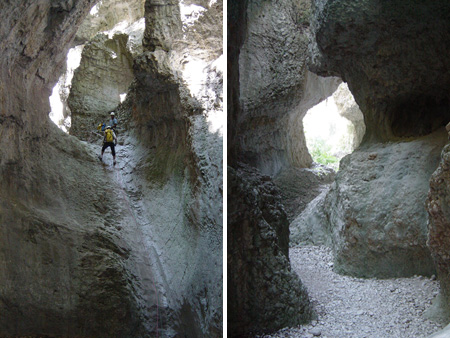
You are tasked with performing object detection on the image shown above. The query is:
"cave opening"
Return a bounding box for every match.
[303,82,365,171]
[49,45,84,133]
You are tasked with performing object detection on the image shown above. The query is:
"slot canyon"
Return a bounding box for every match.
[228,0,450,337]
[0,0,222,337]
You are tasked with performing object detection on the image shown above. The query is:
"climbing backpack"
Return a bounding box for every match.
[105,128,114,143]
[97,123,106,132]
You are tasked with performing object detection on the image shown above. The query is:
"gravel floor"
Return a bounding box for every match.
[258,246,443,338]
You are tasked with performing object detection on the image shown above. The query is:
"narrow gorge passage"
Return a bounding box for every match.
[0,0,222,336]
[228,1,450,336]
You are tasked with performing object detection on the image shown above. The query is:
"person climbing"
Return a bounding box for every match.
[109,112,118,132]
[98,125,118,165]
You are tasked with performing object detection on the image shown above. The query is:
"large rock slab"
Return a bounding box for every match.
[322,131,447,277]
[290,188,331,247]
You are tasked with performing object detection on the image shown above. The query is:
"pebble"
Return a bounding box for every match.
[310,328,322,336]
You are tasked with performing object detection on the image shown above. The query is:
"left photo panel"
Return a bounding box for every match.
[0,0,223,337]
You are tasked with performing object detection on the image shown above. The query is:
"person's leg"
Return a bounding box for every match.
[111,144,116,165]
[99,143,107,160]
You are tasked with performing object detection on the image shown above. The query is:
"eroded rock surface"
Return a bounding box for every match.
[310,0,450,143]
[324,131,446,277]
[274,165,334,222]
[306,0,450,282]
[0,1,151,336]
[75,0,146,45]
[0,0,222,336]
[109,0,224,335]
[68,33,135,140]
[290,188,330,247]
[427,144,450,318]
[228,165,313,337]
[228,0,321,336]
[333,82,365,150]
[236,0,340,176]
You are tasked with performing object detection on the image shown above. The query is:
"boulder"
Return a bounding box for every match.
[290,188,330,247]
[308,0,450,280]
[274,165,335,222]
[324,131,446,277]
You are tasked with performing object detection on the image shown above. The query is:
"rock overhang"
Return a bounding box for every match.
[310,0,450,142]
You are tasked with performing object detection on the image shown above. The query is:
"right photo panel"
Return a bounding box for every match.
[228,0,450,337]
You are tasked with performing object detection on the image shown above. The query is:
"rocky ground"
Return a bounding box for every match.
[258,246,443,338]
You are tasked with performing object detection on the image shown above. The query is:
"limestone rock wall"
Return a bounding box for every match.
[310,0,450,143]
[305,0,450,281]
[228,165,313,337]
[228,0,318,336]
[68,33,135,140]
[0,1,156,336]
[427,144,450,316]
[109,0,223,335]
[0,0,222,336]
[237,0,340,176]
[74,0,146,45]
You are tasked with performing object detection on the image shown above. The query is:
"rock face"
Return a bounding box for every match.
[274,165,335,222]
[68,33,135,140]
[0,0,222,336]
[291,131,447,275]
[290,188,330,247]
[310,0,450,143]
[74,0,146,45]
[333,83,365,150]
[228,165,313,337]
[236,0,340,176]
[326,131,446,277]
[305,0,450,280]
[113,0,224,335]
[0,1,148,336]
[427,144,450,316]
[228,0,325,336]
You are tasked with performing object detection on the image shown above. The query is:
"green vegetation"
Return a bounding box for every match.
[308,138,339,170]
